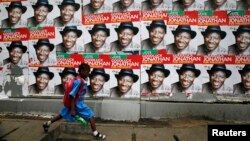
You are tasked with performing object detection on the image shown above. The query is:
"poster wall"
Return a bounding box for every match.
[0,0,249,103]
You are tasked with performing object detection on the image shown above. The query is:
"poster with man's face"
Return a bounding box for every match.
[0,1,30,28]
[109,54,141,99]
[231,65,250,97]
[53,0,82,27]
[1,41,29,75]
[204,0,236,11]
[110,12,141,54]
[83,23,113,53]
[202,64,234,96]
[198,25,233,56]
[27,0,56,27]
[112,0,142,12]
[82,0,113,15]
[141,0,172,11]
[83,53,111,98]
[29,39,57,67]
[172,0,205,11]
[55,26,85,53]
[28,67,56,96]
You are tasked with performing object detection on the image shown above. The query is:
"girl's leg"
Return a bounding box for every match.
[89,116,106,140]
[43,114,62,133]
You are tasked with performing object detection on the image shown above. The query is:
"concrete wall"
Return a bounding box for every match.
[0,98,250,122]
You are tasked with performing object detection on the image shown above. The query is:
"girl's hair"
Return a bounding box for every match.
[78,63,90,72]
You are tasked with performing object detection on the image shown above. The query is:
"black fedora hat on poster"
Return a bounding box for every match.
[115,69,139,82]
[88,24,110,37]
[59,68,78,77]
[172,25,197,39]
[201,26,227,39]
[177,64,201,77]
[58,0,80,11]
[146,64,170,77]
[7,41,27,53]
[33,67,54,79]
[60,26,82,37]
[6,2,27,13]
[32,0,53,12]
[89,68,110,82]
[115,22,139,35]
[207,64,232,78]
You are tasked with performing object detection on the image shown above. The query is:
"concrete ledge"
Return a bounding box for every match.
[0,98,250,122]
[0,98,140,121]
[140,101,250,121]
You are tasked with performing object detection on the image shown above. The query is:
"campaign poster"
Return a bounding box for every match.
[110,11,141,54]
[53,52,82,96]
[0,1,30,28]
[231,64,250,98]
[83,53,111,98]
[27,0,56,27]
[55,26,85,53]
[112,0,141,13]
[83,18,113,53]
[28,66,56,96]
[28,26,57,67]
[228,10,250,56]
[140,50,173,101]
[166,11,199,55]
[141,10,168,52]
[202,55,235,96]
[203,0,236,11]
[0,28,29,75]
[170,54,204,101]
[82,0,113,16]
[53,0,82,27]
[198,11,232,56]
[141,0,172,11]
[172,0,205,11]
[109,54,141,99]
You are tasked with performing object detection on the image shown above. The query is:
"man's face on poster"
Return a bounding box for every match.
[210,70,226,90]
[8,7,23,24]
[175,31,192,50]
[148,70,165,89]
[91,30,108,48]
[36,73,50,90]
[213,0,227,7]
[120,0,134,7]
[118,28,134,48]
[9,47,23,64]
[34,6,49,23]
[149,27,166,46]
[150,0,163,7]
[36,45,50,63]
[90,74,106,92]
[118,75,134,94]
[91,0,105,10]
[63,31,78,50]
[61,74,75,88]
[60,5,76,23]
[204,32,221,52]
[179,70,196,89]
[241,71,250,91]
[236,32,250,52]
[181,0,195,7]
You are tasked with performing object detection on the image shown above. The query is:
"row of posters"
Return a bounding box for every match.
[0,53,249,102]
[0,0,249,28]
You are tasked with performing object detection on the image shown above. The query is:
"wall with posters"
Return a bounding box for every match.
[0,0,250,120]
